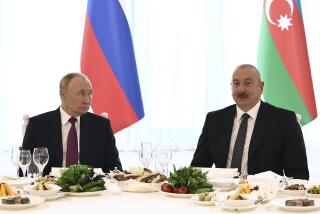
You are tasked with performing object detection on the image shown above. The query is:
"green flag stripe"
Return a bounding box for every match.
[257,16,312,125]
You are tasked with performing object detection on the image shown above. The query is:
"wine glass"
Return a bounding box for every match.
[156,150,172,175]
[33,147,49,178]
[139,142,153,169]
[11,146,20,179]
[18,150,32,179]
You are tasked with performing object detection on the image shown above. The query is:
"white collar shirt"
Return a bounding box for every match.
[226,100,261,174]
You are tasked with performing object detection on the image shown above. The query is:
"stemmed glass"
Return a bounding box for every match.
[139,142,154,169]
[18,150,31,179]
[156,150,172,175]
[11,146,20,179]
[33,147,49,178]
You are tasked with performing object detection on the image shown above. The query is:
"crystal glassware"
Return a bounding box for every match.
[33,147,49,178]
[11,146,20,179]
[18,149,32,179]
[139,142,153,169]
[156,150,172,175]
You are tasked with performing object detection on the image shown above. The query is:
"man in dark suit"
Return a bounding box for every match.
[191,64,309,180]
[23,73,122,175]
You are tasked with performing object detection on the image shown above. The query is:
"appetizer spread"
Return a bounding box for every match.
[307,185,320,194]
[0,183,18,197]
[285,199,314,206]
[284,184,306,190]
[112,167,166,183]
[2,196,30,205]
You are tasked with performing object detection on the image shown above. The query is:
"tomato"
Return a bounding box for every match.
[161,183,173,193]
[173,187,180,193]
[178,186,189,194]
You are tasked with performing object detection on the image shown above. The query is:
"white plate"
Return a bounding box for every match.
[191,196,215,206]
[43,192,66,201]
[271,198,320,211]
[0,195,44,210]
[116,180,161,193]
[25,184,62,197]
[279,189,306,196]
[64,189,107,197]
[208,178,236,188]
[218,184,237,192]
[161,191,196,198]
[4,178,33,189]
[221,204,258,211]
[307,193,320,198]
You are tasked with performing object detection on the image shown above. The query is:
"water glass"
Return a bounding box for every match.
[18,150,32,179]
[139,142,153,169]
[156,150,172,175]
[11,146,20,179]
[33,147,49,177]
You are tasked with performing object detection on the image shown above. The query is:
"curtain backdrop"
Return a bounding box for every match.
[0,0,319,152]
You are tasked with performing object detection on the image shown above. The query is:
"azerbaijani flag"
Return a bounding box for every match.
[258,0,317,125]
[81,0,144,132]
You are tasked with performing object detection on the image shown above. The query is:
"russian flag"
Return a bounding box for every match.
[81,0,144,133]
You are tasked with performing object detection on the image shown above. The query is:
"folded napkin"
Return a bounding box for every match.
[248,171,281,201]
[251,170,282,181]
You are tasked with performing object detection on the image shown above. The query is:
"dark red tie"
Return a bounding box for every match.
[66,117,78,166]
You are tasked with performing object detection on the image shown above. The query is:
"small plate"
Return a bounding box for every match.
[221,204,258,211]
[0,196,44,209]
[64,189,107,197]
[25,184,61,197]
[191,196,215,206]
[161,191,196,198]
[116,180,161,193]
[218,184,237,192]
[279,189,306,196]
[271,198,320,211]
[208,178,236,188]
[307,193,320,198]
[43,192,66,201]
[4,178,33,189]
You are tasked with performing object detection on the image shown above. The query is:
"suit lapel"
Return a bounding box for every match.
[220,106,236,166]
[79,113,90,163]
[53,108,63,166]
[248,102,272,160]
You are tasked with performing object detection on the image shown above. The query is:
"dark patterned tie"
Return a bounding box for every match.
[66,117,78,166]
[231,113,250,173]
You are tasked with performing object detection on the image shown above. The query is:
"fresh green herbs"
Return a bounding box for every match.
[57,165,105,192]
[167,165,213,193]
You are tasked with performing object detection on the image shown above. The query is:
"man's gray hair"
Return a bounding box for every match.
[59,73,90,90]
[234,64,261,78]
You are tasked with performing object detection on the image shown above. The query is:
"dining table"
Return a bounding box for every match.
[0,180,317,214]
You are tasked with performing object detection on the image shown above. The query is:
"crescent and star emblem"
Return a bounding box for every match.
[265,0,294,31]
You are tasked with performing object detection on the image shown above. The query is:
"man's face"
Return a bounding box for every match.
[60,76,92,117]
[231,68,264,112]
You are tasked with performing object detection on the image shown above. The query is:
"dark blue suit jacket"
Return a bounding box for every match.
[191,101,309,180]
[22,108,122,175]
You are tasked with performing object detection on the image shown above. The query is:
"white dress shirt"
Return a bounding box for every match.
[60,107,80,167]
[226,100,261,174]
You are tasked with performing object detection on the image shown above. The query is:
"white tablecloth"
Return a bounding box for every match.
[0,184,310,214]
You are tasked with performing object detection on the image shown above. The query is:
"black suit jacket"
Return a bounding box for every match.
[191,101,309,180]
[22,108,122,175]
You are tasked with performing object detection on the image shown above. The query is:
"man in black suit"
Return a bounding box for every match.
[191,64,309,180]
[23,73,122,175]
